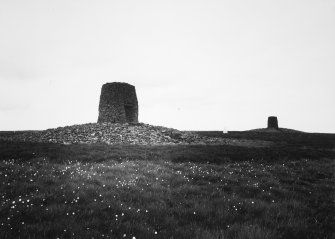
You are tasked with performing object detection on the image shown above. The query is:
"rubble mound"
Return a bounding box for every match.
[0,123,240,145]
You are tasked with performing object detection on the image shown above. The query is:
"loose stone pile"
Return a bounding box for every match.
[0,123,236,145]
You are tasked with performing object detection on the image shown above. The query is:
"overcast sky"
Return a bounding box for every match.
[1,0,334,133]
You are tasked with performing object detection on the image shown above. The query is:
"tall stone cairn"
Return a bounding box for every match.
[267,116,278,129]
[98,82,138,123]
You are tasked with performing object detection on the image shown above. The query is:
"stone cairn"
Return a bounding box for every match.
[98,82,138,123]
[267,116,279,129]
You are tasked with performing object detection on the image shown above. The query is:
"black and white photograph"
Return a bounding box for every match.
[0,0,334,238]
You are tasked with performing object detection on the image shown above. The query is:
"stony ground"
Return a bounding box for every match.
[0,123,271,147]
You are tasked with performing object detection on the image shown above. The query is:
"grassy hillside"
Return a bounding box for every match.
[194,131,335,148]
[0,140,334,239]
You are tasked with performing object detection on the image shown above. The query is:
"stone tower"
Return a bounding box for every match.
[267,116,278,129]
[98,82,138,123]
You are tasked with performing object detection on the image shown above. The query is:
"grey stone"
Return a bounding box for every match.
[267,116,279,129]
[98,82,138,123]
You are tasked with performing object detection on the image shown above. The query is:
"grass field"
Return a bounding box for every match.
[0,139,334,239]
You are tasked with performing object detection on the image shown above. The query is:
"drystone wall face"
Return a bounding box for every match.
[98,82,138,123]
[267,116,279,129]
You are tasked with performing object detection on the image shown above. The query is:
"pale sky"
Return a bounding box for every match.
[1,0,335,133]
